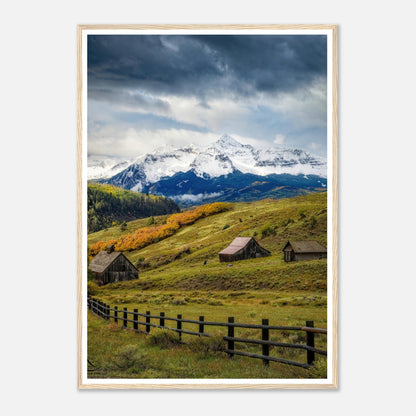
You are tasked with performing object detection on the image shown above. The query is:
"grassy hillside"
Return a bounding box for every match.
[88,192,327,287]
[87,192,328,379]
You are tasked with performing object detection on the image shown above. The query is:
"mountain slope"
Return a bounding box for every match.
[87,183,180,233]
[96,134,326,203]
[87,192,327,291]
[144,170,326,205]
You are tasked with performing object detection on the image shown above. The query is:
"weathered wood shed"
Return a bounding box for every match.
[283,241,327,262]
[89,245,138,285]
[219,237,270,262]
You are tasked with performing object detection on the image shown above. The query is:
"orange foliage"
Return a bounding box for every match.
[89,202,229,256]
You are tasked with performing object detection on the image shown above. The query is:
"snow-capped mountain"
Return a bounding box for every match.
[90,134,327,205]
[97,134,326,189]
[87,155,133,180]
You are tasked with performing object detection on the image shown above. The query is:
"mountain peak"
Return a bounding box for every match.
[216,134,242,147]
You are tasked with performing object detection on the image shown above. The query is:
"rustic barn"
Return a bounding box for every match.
[283,241,327,262]
[89,245,138,285]
[219,237,271,262]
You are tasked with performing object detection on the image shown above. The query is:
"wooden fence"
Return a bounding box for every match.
[88,297,327,369]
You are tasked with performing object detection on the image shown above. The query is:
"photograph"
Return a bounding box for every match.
[78,25,337,388]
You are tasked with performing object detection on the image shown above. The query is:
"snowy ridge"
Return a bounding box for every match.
[91,134,326,191]
[87,155,133,180]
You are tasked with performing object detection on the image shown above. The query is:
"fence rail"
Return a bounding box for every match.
[88,297,327,369]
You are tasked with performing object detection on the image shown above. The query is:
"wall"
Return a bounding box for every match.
[2,1,416,416]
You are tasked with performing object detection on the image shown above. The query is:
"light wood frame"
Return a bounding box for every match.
[77,24,338,389]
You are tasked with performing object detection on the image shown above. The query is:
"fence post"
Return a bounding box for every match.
[114,306,118,324]
[177,314,182,341]
[228,317,234,358]
[88,297,91,310]
[199,316,204,336]
[91,298,95,314]
[133,309,138,331]
[160,312,165,328]
[123,308,128,328]
[262,318,270,367]
[306,320,315,365]
[97,300,102,317]
[105,303,109,320]
[146,311,151,333]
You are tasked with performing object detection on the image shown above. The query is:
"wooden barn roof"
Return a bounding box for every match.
[283,241,327,253]
[89,250,123,273]
[219,237,270,256]
[219,237,253,255]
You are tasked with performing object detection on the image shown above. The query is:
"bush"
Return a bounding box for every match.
[260,224,276,237]
[173,246,191,260]
[307,356,327,379]
[187,334,226,355]
[112,345,148,370]
[279,218,294,227]
[146,329,182,349]
[171,298,187,306]
[87,281,99,296]
[207,299,223,306]
[298,209,306,220]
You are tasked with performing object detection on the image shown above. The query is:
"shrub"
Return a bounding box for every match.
[208,299,223,306]
[146,329,182,349]
[279,218,294,227]
[260,224,276,237]
[135,256,145,267]
[173,246,191,260]
[187,334,226,355]
[112,345,148,370]
[113,345,139,370]
[87,281,99,296]
[171,298,187,306]
[307,356,327,379]
[298,209,306,219]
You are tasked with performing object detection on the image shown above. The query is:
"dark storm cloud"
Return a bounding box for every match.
[88,86,171,113]
[88,35,327,99]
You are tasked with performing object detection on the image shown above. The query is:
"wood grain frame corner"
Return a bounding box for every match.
[76,24,338,390]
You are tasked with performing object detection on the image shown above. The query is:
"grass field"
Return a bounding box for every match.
[87,192,328,379]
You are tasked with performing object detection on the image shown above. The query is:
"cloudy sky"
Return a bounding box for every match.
[87,34,327,158]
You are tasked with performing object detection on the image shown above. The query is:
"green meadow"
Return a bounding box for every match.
[87,191,328,379]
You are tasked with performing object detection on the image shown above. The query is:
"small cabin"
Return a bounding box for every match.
[89,245,138,285]
[283,241,327,262]
[219,237,270,263]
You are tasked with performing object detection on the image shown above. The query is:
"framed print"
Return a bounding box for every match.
[77,24,338,389]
